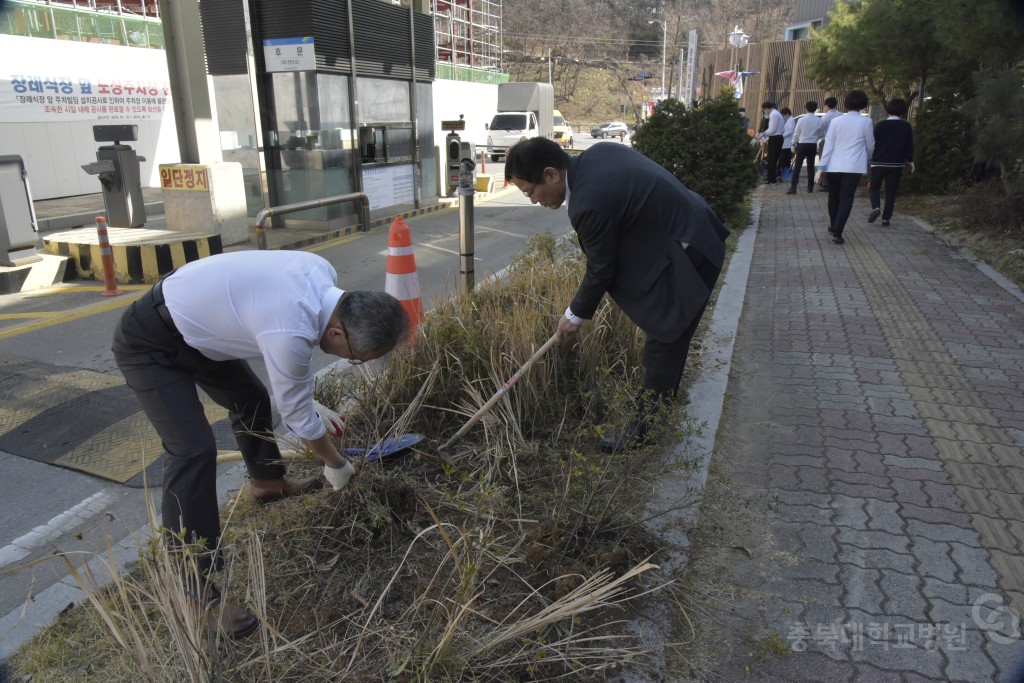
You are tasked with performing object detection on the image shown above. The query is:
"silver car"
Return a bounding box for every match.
[591,121,629,138]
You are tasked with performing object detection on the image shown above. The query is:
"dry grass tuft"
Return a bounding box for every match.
[13,233,702,681]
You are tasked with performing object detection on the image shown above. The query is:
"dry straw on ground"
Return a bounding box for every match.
[14,234,702,682]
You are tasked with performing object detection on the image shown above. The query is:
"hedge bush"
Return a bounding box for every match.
[631,93,758,226]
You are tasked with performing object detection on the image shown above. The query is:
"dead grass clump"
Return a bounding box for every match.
[13,233,698,681]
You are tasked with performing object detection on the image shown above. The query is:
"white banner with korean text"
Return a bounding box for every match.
[0,35,172,123]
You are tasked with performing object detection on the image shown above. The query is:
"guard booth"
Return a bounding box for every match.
[81,125,147,228]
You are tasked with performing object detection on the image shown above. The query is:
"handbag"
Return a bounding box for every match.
[780,164,794,182]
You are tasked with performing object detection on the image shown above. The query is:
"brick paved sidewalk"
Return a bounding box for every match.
[699,187,1024,682]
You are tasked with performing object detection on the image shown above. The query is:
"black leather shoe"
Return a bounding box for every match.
[785,188,796,195]
[832,234,845,244]
[868,208,881,223]
[881,219,890,227]
[597,421,648,453]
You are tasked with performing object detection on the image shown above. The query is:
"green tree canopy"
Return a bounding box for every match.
[966,67,1024,196]
[807,0,1024,197]
[805,0,942,105]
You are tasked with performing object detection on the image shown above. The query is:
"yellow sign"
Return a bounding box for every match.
[159,164,210,191]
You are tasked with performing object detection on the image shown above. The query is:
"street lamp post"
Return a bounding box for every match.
[727,24,748,75]
[648,18,667,100]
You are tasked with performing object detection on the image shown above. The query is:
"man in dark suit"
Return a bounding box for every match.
[505,138,730,452]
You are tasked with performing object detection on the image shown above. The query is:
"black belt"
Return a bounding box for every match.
[151,276,180,336]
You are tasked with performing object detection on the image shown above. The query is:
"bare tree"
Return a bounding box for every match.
[499,0,792,120]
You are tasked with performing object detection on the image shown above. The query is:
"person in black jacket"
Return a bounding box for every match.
[505,138,730,452]
[868,98,915,227]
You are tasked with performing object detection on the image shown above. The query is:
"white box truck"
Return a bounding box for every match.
[485,82,554,162]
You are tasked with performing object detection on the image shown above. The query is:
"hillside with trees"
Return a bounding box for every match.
[499,0,793,125]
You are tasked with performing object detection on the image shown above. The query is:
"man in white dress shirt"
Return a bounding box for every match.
[112,250,409,636]
[787,101,825,194]
[758,101,786,184]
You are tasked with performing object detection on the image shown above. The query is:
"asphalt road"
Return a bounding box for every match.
[0,134,627,663]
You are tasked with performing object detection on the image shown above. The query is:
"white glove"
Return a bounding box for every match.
[314,400,345,437]
[324,460,356,490]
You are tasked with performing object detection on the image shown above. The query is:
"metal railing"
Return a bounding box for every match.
[254,193,370,250]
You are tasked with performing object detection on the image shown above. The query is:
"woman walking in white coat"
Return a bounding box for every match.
[817,90,874,244]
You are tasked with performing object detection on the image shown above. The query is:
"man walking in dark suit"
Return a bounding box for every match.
[505,138,730,452]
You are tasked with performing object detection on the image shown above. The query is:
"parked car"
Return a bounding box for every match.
[553,109,573,148]
[591,121,629,138]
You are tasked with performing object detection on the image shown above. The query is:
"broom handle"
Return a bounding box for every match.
[439,333,558,452]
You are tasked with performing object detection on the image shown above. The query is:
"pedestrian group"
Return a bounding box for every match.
[760,91,915,244]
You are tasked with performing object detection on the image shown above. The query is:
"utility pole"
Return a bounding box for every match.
[649,19,667,101]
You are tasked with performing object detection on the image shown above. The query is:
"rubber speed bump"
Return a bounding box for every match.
[0,353,233,485]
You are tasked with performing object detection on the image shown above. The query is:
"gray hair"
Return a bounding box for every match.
[334,291,410,354]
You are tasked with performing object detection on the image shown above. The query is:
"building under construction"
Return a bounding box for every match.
[430,0,503,84]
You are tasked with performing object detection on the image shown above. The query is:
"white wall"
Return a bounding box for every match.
[0,35,180,200]
[0,118,179,200]
[431,79,499,151]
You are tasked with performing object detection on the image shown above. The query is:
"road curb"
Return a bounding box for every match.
[623,195,762,679]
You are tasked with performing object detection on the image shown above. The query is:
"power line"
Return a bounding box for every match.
[503,32,716,51]
[503,32,663,47]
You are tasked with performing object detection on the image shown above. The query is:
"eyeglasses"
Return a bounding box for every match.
[522,183,537,198]
[338,320,366,365]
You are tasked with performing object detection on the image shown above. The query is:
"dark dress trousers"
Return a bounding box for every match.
[565,143,730,399]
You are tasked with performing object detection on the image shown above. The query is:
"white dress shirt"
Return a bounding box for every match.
[162,251,344,440]
[793,113,824,145]
[781,116,796,148]
[764,108,785,137]
[820,109,841,139]
[818,112,875,174]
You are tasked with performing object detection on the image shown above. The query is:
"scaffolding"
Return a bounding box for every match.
[0,0,163,48]
[431,0,501,75]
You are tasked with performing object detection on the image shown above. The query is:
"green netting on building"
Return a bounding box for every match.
[436,63,508,85]
[0,0,163,49]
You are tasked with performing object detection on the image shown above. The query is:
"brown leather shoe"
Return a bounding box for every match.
[214,601,260,639]
[189,583,259,639]
[250,475,321,503]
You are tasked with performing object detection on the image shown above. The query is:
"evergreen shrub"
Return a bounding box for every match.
[631,93,758,226]
[903,87,974,195]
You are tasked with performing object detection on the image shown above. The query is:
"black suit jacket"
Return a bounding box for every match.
[566,143,730,342]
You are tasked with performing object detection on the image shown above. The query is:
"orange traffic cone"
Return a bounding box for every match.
[95,216,123,297]
[385,216,424,336]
